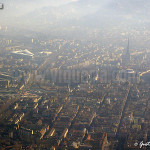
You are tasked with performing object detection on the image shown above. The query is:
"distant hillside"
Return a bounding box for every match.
[2,0,150,31]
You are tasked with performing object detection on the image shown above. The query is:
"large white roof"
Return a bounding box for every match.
[11,49,34,57]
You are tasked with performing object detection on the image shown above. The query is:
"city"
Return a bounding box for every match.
[0,0,150,150]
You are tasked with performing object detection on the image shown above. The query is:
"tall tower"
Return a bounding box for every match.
[126,38,130,61]
[122,38,131,67]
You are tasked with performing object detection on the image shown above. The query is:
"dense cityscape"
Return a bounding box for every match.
[1,0,150,150]
[0,26,150,150]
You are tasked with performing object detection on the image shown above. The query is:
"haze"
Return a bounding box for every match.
[0,0,149,31]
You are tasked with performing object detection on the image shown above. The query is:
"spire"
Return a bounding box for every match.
[127,38,130,53]
[122,38,131,67]
[126,38,131,63]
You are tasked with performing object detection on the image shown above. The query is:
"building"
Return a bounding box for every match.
[122,39,131,67]
[78,132,108,150]
[0,79,10,88]
[120,69,140,83]
[11,49,34,59]
[19,127,34,139]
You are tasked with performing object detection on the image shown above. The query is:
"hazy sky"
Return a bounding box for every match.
[1,0,77,9]
[0,0,150,32]
[0,0,75,17]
